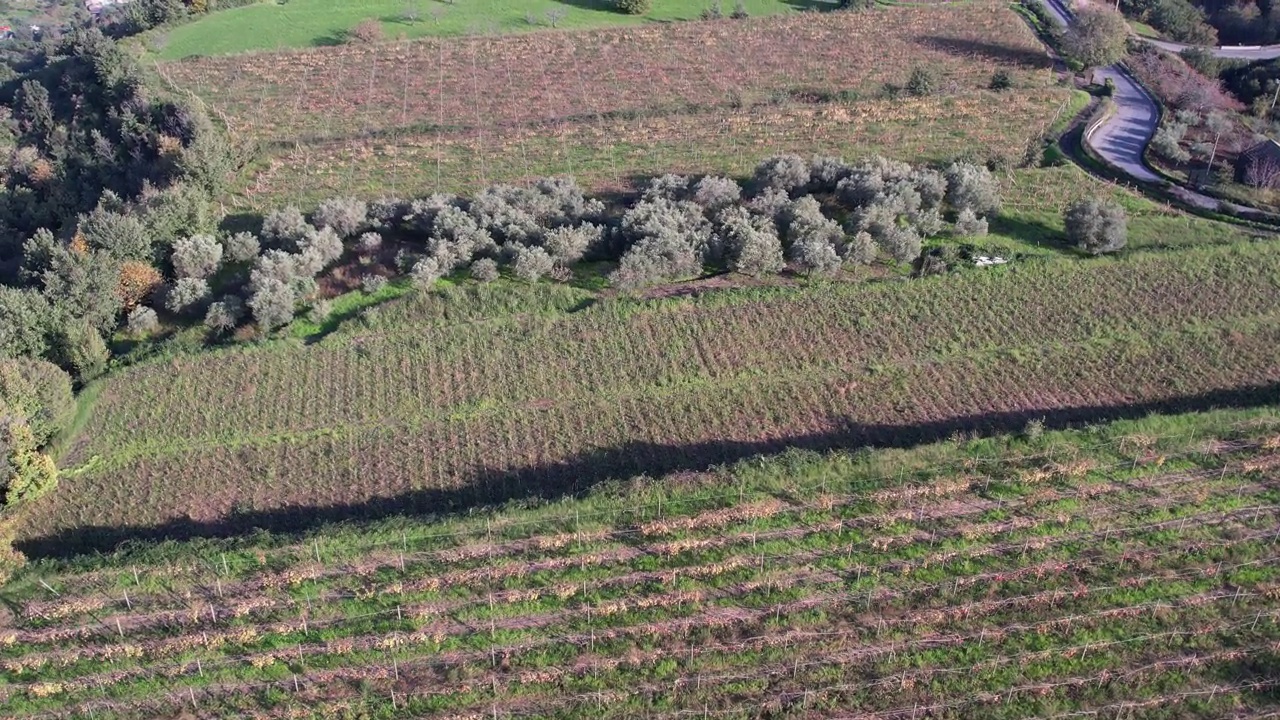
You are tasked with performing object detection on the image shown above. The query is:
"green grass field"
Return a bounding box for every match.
[4,406,1280,718]
[151,0,842,59]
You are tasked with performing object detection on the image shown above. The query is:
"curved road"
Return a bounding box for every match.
[1145,38,1280,61]
[1040,0,1280,210]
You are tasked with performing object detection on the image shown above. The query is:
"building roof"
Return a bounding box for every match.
[1240,138,1280,161]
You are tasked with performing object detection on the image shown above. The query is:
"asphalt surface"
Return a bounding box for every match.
[1039,0,1250,209]
[1145,38,1280,60]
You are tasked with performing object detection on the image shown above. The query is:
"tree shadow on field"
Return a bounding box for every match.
[778,0,843,11]
[987,214,1075,254]
[916,35,1053,69]
[15,382,1280,560]
[551,0,619,12]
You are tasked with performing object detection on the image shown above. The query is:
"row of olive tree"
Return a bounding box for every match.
[116,155,1002,337]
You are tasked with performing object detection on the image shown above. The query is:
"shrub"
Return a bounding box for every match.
[544,224,605,265]
[52,321,108,382]
[313,197,368,238]
[1151,123,1191,163]
[2,419,57,505]
[223,232,260,263]
[261,206,310,250]
[248,279,297,331]
[913,208,945,238]
[621,198,716,263]
[789,236,843,275]
[945,162,1001,216]
[844,231,877,266]
[692,176,742,211]
[752,155,810,194]
[430,206,497,268]
[79,206,152,263]
[731,1,749,18]
[410,258,442,289]
[911,168,948,211]
[878,226,923,264]
[348,19,384,43]
[308,300,332,324]
[1064,198,1127,254]
[367,197,409,230]
[510,246,554,283]
[990,70,1013,91]
[744,187,792,222]
[906,66,939,97]
[809,156,853,193]
[116,260,163,311]
[836,155,914,208]
[171,233,223,279]
[361,275,388,293]
[954,208,990,237]
[0,288,53,361]
[784,197,845,274]
[204,296,244,334]
[1062,7,1129,69]
[405,193,459,235]
[615,0,652,14]
[0,359,74,446]
[165,277,211,315]
[718,207,784,276]
[299,227,345,269]
[642,174,692,202]
[126,306,160,336]
[357,232,384,255]
[471,258,500,282]
[609,233,704,289]
[701,2,723,20]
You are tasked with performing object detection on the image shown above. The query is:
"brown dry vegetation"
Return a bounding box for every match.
[156,2,1067,205]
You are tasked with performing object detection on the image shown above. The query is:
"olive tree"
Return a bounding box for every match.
[718,207,784,276]
[751,155,810,195]
[204,296,245,334]
[223,232,260,263]
[126,306,160,336]
[165,277,211,315]
[512,245,554,283]
[171,233,223,279]
[1064,198,1127,254]
[312,197,368,238]
[945,162,1001,216]
[1062,7,1129,69]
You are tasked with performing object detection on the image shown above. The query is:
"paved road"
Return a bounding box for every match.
[1039,0,1251,210]
[1145,38,1280,60]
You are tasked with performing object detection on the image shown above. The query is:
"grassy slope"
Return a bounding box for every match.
[152,0,839,59]
[4,405,1280,717]
[17,239,1280,551]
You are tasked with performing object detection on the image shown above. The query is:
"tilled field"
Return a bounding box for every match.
[5,424,1280,718]
[155,2,1067,205]
[18,244,1280,551]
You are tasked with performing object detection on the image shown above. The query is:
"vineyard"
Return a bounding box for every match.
[4,407,1280,718]
[17,242,1280,554]
[155,2,1070,206]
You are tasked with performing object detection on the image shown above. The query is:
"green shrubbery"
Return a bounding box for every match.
[615,0,652,15]
[1065,198,1128,254]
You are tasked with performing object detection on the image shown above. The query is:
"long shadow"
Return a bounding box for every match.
[552,0,622,11]
[16,382,1280,560]
[986,214,1074,254]
[551,0,838,14]
[916,35,1052,69]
